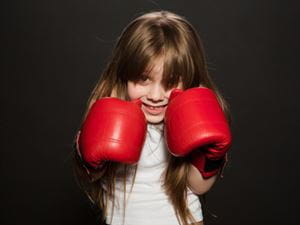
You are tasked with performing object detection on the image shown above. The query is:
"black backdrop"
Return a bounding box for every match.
[1,0,299,224]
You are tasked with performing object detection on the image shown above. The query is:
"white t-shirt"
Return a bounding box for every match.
[105,124,203,225]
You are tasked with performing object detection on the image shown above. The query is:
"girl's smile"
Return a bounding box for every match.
[142,102,168,115]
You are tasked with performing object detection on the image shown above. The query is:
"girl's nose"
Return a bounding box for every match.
[147,83,166,102]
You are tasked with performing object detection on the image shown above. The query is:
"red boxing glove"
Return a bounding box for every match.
[76,98,147,169]
[164,87,232,179]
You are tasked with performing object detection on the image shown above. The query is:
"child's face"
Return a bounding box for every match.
[127,57,183,124]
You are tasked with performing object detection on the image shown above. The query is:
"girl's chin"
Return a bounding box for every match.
[144,114,165,124]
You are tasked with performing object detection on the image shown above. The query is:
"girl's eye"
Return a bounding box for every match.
[141,76,148,81]
[137,76,150,84]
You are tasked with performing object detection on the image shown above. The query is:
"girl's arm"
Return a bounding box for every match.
[187,164,218,195]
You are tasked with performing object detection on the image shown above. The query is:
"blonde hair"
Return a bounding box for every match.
[72,10,232,225]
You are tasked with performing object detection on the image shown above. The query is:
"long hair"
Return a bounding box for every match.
[72,10,232,225]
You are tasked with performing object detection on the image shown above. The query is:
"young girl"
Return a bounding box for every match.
[73,10,232,225]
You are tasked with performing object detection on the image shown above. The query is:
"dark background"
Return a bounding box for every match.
[1,0,298,224]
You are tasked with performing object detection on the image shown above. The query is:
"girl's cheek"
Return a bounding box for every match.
[135,87,148,98]
[165,89,173,98]
[127,82,148,100]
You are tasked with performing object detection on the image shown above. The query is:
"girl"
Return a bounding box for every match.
[73,10,232,225]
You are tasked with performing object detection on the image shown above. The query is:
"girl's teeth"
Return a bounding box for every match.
[149,106,162,109]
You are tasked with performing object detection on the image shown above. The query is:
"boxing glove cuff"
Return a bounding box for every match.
[189,151,228,179]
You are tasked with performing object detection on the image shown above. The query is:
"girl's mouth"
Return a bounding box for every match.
[142,103,167,115]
